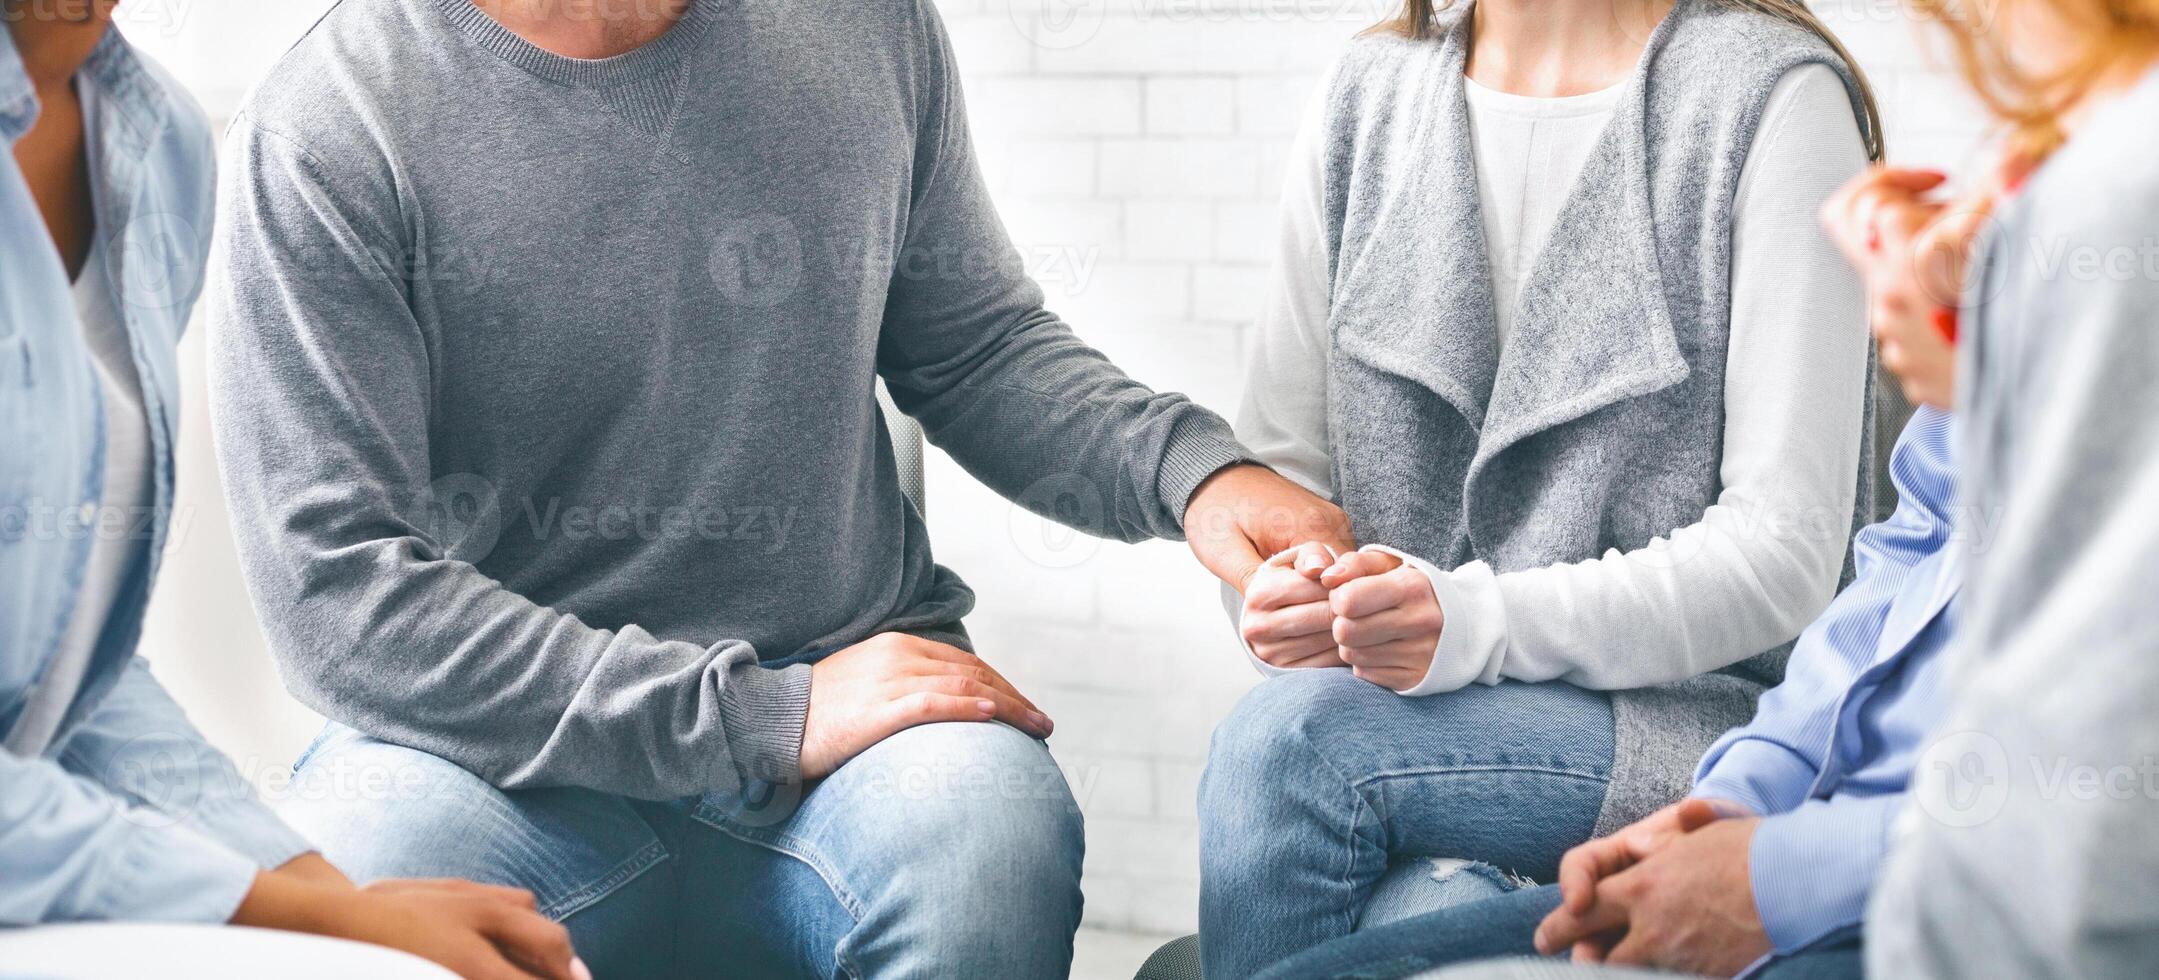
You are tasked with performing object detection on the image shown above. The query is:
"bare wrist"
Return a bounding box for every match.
[231,868,365,937]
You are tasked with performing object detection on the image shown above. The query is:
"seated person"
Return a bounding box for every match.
[1248,405,1960,980]
[1243,58,2042,976]
[1,6,573,977]
[1197,0,1878,972]
[1855,4,2159,972]
[205,1,1341,977]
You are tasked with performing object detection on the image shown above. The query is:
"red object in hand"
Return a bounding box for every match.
[1931,307,1959,344]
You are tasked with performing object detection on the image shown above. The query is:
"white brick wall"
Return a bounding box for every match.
[129,0,1995,938]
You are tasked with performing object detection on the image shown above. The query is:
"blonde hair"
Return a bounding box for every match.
[1374,0,1885,161]
[1908,0,2159,155]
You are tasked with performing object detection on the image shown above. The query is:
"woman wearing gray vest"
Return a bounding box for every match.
[1198,0,1881,972]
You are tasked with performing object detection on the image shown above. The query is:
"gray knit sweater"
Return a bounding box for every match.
[209,0,1246,799]
[1317,0,1875,833]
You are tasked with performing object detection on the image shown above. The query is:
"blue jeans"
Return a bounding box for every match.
[1254,886,1864,980]
[281,720,1084,978]
[1199,672,1615,977]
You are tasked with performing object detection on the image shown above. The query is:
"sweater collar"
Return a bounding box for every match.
[429,0,719,89]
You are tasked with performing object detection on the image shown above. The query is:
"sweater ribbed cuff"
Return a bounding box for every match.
[1158,416,1257,534]
[717,660,814,786]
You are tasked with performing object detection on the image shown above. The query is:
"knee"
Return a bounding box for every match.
[850,722,1083,894]
[278,734,502,884]
[1202,670,1367,808]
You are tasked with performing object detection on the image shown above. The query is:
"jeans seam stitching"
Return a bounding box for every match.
[1293,720,1383,942]
[1350,764,1612,789]
[541,837,671,921]
[692,816,869,923]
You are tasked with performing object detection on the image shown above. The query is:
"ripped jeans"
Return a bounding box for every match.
[1198,672,1614,978]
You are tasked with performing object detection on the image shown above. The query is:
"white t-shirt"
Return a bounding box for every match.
[1232,62,1871,694]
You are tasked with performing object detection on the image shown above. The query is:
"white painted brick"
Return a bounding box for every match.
[1153,759,1206,822]
[1034,15,1357,76]
[976,138,1101,198]
[1236,73,1321,135]
[1125,201,1216,260]
[1056,261,1193,322]
[1060,751,1159,818]
[1003,200,1125,258]
[1052,690,1177,755]
[969,615,1173,695]
[1099,139,1263,199]
[944,14,1039,74]
[1193,264,1270,325]
[971,78,1145,137]
[1093,539,1233,636]
[1079,871,1140,932]
[1129,874,1204,934]
[1146,77,1238,134]
[1213,201,1279,262]
[1083,815,1200,879]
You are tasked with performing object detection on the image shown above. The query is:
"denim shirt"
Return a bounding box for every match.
[1691,408,1960,958]
[1,27,309,925]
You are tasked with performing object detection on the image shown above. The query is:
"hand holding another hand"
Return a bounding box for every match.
[1318,549,1444,692]
[1242,541,1447,693]
[1241,543,1345,669]
[1185,464,1356,594]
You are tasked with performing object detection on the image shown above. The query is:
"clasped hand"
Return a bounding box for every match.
[1239,541,1444,691]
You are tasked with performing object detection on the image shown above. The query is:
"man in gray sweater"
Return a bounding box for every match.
[208,1,1346,975]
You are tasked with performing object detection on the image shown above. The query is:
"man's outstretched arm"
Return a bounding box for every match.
[874,0,1350,582]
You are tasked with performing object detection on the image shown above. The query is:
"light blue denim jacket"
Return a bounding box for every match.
[1,27,310,925]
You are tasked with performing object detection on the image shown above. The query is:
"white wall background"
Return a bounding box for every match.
[124,0,1990,937]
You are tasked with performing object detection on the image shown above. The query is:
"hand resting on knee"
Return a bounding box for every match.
[798,632,1054,779]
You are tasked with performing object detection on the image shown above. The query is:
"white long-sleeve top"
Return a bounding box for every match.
[1234,62,1871,694]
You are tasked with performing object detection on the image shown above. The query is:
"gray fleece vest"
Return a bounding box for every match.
[1318,0,1876,834]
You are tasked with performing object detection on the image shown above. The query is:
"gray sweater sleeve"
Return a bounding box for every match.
[872,1,1250,539]
[209,118,808,799]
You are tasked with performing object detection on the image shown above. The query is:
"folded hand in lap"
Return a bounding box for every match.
[1316,549,1443,691]
[1242,543,1448,692]
[1241,542,1344,669]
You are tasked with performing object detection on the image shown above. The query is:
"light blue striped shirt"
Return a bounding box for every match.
[1692,407,1959,955]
